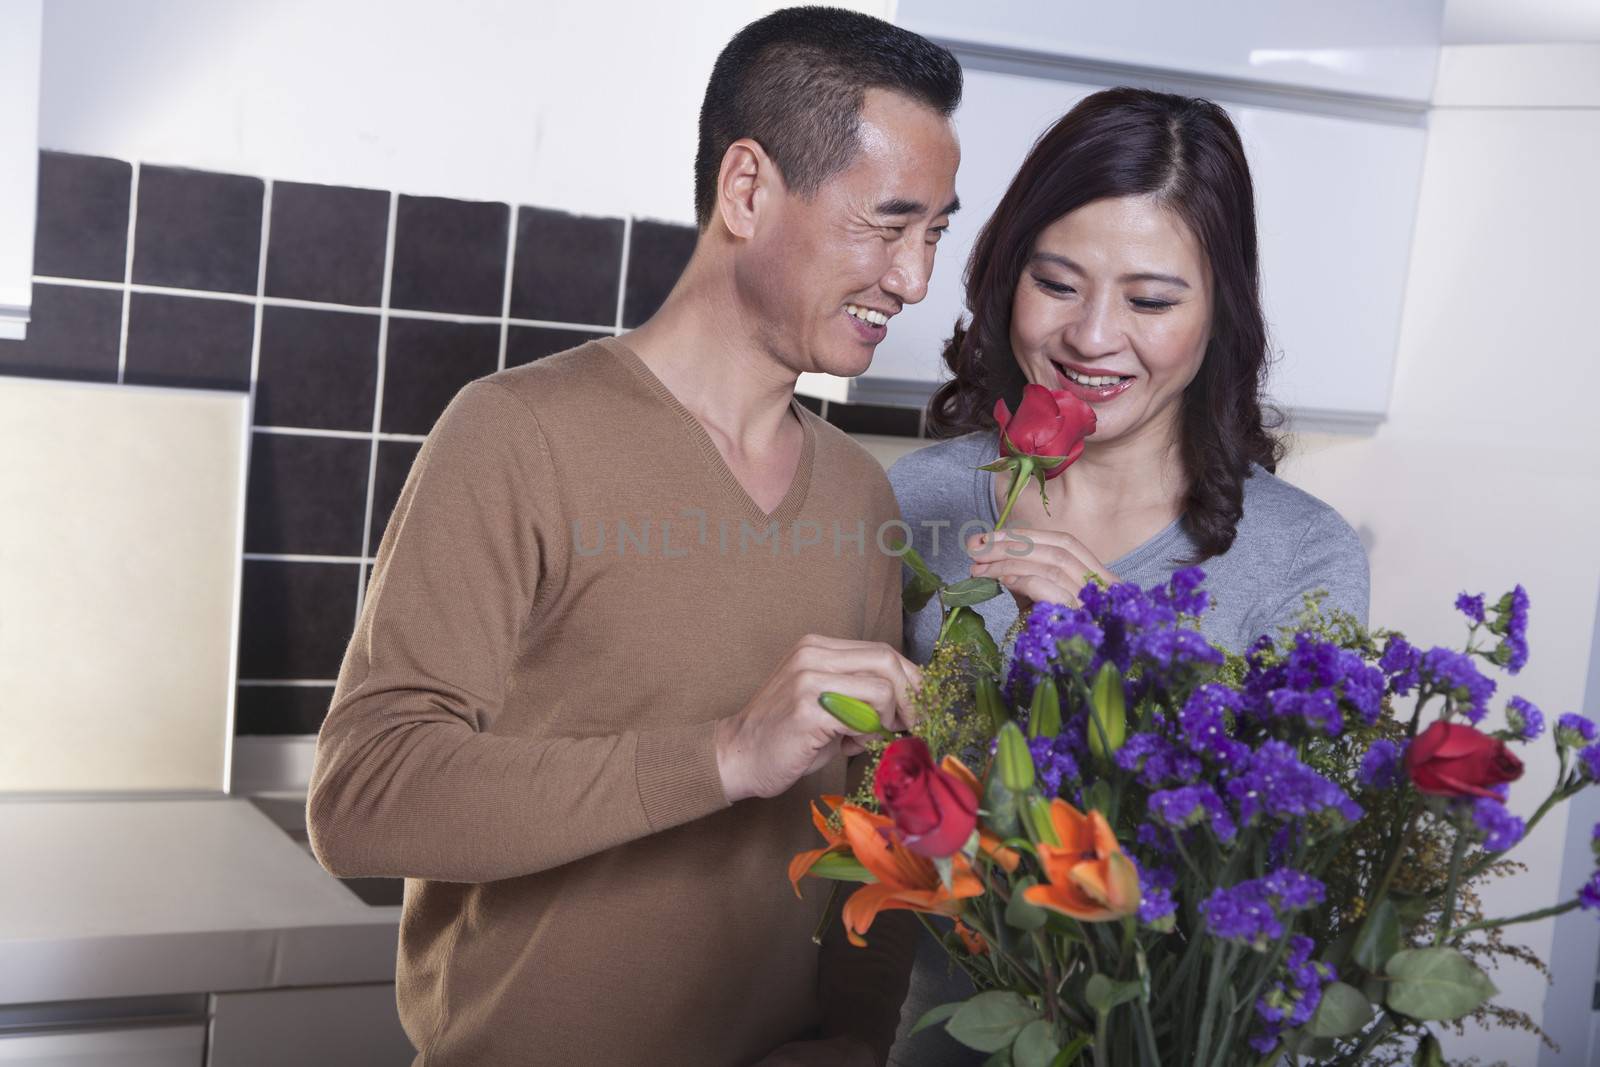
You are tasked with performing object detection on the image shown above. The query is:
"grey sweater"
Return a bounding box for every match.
[884,429,1370,1067]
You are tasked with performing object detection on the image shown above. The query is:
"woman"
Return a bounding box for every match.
[885,88,1368,1065]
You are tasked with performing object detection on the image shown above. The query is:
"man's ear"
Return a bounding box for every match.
[716,137,781,240]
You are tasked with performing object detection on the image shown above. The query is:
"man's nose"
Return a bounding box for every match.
[881,241,931,307]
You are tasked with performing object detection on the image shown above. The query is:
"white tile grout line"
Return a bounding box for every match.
[497,207,517,371]
[115,163,140,384]
[252,424,426,442]
[355,191,400,622]
[244,552,375,564]
[31,275,617,334]
[614,216,632,332]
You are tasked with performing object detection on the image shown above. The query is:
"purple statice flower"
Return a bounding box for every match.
[1579,870,1600,911]
[1178,684,1250,765]
[1203,869,1325,947]
[1505,697,1544,741]
[1420,646,1497,723]
[1243,633,1384,736]
[1130,626,1225,674]
[1117,732,1202,788]
[1161,566,1210,617]
[1027,734,1081,797]
[1358,739,1406,790]
[1456,592,1487,625]
[1226,741,1363,827]
[1004,601,1104,704]
[1557,713,1600,748]
[1077,580,1184,672]
[1250,936,1335,1054]
[1499,585,1530,675]
[1580,744,1600,782]
[1149,783,1238,843]
[1269,688,1344,735]
[1471,798,1525,851]
[1137,863,1178,929]
[1379,635,1422,697]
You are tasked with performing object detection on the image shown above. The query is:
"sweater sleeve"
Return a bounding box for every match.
[306,380,729,884]
[1259,507,1372,636]
[816,473,918,1063]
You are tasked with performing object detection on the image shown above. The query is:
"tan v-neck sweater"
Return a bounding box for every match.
[307,337,914,1066]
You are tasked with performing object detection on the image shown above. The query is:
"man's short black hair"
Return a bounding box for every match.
[694,6,962,229]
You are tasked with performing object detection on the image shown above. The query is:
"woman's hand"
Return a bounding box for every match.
[967,527,1119,611]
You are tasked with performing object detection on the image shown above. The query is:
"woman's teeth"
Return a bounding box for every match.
[1063,367,1127,388]
[845,304,887,326]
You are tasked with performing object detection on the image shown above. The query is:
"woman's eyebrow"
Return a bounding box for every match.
[1031,251,1191,289]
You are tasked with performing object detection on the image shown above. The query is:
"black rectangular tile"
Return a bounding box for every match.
[244,431,372,556]
[235,684,336,735]
[265,181,389,306]
[509,207,623,326]
[34,151,131,282]
[369,439,423,548]
[389,195,508,316]
[380,317,499,435]
[132,165,263,294]
[795,394,824,416]
[238,560,360,679]
[124,292,253,390]
[825,401,921,437]
[622,219,696,327]
[255,305,379,431]
[0,283,121,382]
[505,325,601,368]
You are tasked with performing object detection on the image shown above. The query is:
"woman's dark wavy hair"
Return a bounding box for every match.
[926,87,1284,562]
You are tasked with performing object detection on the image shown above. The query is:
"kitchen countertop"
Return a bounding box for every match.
[0,796,399,1004]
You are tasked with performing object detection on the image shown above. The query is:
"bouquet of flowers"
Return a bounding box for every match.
[792,394,1599,1065]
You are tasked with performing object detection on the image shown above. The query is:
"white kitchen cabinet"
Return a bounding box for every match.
[0,0,42,340]
[207,984,414,1067]
[0,1024,205,1066]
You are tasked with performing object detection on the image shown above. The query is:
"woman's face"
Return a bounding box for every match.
[1009,195,1213,449]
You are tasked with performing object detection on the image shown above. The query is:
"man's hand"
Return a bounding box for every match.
[716,634,921,803]
[752,1036,877,1067]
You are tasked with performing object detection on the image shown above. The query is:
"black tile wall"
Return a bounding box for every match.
[389,195,508,316]
[623,219,697,327]
[12,150,926,736]
[132,166,264,294]
[244,432,372,557]
[380,317,500,435]
[369,439,423,548]
[0,283,122,382]
[505,325,602,367]
[34,152,131,282]
[124,292,254,390]
[237,560,361,680]
[265,182,389,307]
[255,306,379,430]
[235,685,337,735]
[510,207,624,325]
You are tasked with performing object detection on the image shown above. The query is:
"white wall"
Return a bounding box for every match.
[1281,42,1600,1065]
[35,0,889,225]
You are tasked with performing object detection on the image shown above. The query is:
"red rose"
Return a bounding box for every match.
[1405,720,1524,799]
[993,384,1096,479]
[873,738,978,858]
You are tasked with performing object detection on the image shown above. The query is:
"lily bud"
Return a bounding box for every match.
[1024,795,1061,847]
[975,674,1007,734]
[996,722,1035,793]
[818,692,889,737]
[1088,662,1127,762]
[1028,675,1062,739]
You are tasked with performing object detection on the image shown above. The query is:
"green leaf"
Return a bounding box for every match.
[1413,1033,1445,1067]
[1050,1033,1092,1065]
[1389,891,1433,927]
[1307,981,1375,1038]
[909,1001,962,1036]
[901,544,944,614]
[805,853,875,883]
[1013,1019,1061,1067]
[944,607,1001,672]
[1384,947,1498,1021]
[1084,974,1141,1015]
[984,773,1022,839]
[1006,877,1048,932]
[946,991,1041,1052]
[1083,781,1113,819]
[943,577,1005,608]
[1352,899,1400,973]
[982,1050,1014,1067]
[998,722,1036,792]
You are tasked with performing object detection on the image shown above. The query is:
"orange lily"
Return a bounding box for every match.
[955,919,989,955]
[1022,798,1140,922]
[839,804,984,946]
[788,795,849,898]
[939,756,1023,874]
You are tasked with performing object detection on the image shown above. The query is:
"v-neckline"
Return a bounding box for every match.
[600,336,816,527]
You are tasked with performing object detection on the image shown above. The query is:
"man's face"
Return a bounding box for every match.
[739,88,960,379]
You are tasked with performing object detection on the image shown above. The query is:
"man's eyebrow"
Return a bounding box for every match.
[1032,251,1190,289]
[875,196,962,218]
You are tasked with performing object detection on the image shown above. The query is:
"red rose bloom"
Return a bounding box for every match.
[873,737,978,858]
[993,384,1096,480]
[1405,720,1524,799]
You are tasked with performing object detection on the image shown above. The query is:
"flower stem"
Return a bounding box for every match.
[1449,898,1579,938]
[1434,824,1470,945]
[994,457,1034,531]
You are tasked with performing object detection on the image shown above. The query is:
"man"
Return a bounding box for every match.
[306,7,961,1065]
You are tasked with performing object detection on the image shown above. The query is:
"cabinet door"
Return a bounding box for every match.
[207,984,414,1067]
[0,1024,205,1066]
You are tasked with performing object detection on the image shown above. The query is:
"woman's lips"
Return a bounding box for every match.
[1054,364,1134,404]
